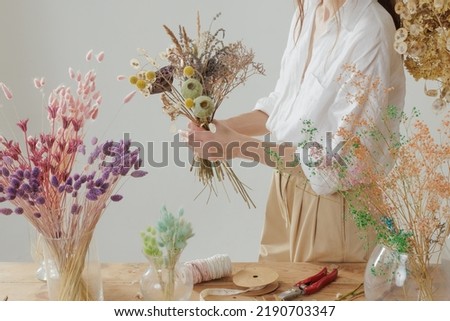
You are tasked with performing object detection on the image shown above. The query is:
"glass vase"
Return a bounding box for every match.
[43,230,103,301]
[364,244,450,301]
[28,225,47,281]
[140,254,193,301]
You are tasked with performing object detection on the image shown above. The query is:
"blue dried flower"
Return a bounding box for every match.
[10,178,20,189]
[35,197,46,205]
[14,207,24,214]
[31,167,40,178]
[2,168,10,177]
[86,192,98,201]
[110,194,123,202]
[131,170,148,178]
[73,181,82,191]
[51,176,59,187]
[23,170,31,179]
[0,208,13,215]
[65,177,73,186]
[15,170,24,179]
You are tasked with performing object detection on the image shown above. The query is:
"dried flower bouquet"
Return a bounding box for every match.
[125,13,264,208]
[0,52,147,300]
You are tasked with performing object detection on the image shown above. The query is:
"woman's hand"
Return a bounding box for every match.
[186,120,244,161]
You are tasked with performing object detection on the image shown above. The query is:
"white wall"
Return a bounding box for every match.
[0,0,443,263]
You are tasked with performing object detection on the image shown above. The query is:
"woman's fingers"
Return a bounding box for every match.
[183,120,240,161]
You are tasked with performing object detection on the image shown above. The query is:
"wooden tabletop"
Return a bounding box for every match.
[0,262,366,301]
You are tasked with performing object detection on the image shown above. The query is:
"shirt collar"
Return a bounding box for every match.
[337,0,375,31]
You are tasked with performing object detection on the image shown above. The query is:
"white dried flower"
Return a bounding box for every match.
[394,41,408,55]
[407,0,417,14]
[395,28,409,42]
[434,0,444,9]
[432,98,447,113]
[409,24,422,37]
[130,58,140,69]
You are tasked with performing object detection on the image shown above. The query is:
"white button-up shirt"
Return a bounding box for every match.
[255,0,406,195]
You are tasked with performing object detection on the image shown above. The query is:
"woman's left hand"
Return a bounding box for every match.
[185,120,243,161]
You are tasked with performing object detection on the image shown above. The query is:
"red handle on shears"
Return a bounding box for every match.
[294,267,328,288]
[295,267,338,295]
[305,268,338,295]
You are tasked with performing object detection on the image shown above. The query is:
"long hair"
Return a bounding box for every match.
[295,0,400,30]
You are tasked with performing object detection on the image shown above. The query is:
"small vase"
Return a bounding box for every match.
[140,254,193,301]
[364,244,450,301]
[43,230,103,301]
[28,225,47,281]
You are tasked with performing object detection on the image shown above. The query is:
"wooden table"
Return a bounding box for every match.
[0,262,365,301]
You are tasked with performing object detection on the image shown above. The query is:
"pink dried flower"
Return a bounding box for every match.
[96,51,105,62]
[69,67,76,79]
[33,78,44,89]
[0,82,13,100]
[16,119,29,133]
[123,91,137,104]
[85,49,93,61]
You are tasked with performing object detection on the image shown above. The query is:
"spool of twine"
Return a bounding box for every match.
[185,254,232,284]
[185,255,279,300]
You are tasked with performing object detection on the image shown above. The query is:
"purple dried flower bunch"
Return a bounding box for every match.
[0,51,147,238]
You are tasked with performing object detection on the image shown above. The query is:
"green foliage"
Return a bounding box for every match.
[141,205,194,259]
[349,205,412,254]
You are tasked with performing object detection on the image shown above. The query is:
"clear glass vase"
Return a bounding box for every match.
[140,254,193,301]
[364,243,450,301]
[28,225,47,282]
[43,230,103,301]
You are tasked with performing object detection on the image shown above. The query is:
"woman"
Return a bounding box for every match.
[188,0,405,262]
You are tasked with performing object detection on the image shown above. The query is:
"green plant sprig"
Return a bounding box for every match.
[141,206,194,259]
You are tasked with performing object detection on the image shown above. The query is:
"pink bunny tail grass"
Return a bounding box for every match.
[123,91,137,104]
[116,75,127,81]
[33,78,45,89]
[0,82,13,100]
[96,51,105,62]
[85,49,93,62]
[69,67,76,79]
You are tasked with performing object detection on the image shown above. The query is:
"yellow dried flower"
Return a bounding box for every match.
[406,0,417,14]
[185,98,194,109]
[183,66,195,77]
[129,75,138,85]
[395,0,450,108]
[146,71,156,82]
[395,2,406,14]
[409,24,422,37]
[445,91,450,102]
[136,79,147,90]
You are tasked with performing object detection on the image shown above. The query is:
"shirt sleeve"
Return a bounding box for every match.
[300,27,406,195]
[253,12,298,116]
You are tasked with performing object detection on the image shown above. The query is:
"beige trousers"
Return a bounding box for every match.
[259,171,374,262]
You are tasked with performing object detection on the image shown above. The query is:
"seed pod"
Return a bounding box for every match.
[193,96,214,119]
[181,78,203,99]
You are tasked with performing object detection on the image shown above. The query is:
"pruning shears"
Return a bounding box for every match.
[277,267,338,301]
